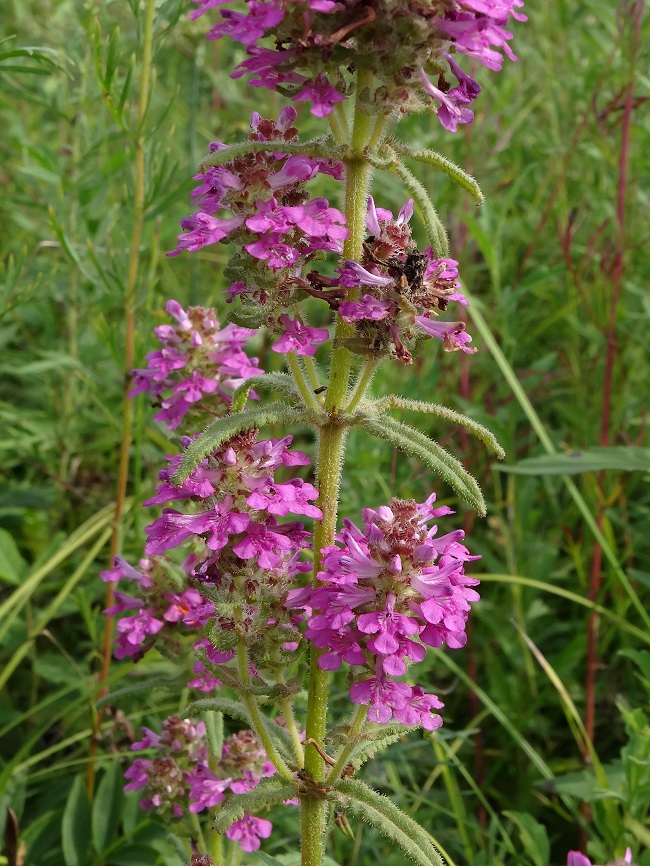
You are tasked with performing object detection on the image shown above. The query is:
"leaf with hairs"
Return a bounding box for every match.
[213,779,297,833]
[186,697,295,762]
[362,415,485,514]
[392,143,484,204]
[371,396,505,458]
[231,373,299,413]
[332,779,445,866]
[172,402,302,485]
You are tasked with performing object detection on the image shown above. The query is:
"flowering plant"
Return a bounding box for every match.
[102,2,540,864]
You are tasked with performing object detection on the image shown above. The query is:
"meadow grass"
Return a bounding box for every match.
[1,1,649,865]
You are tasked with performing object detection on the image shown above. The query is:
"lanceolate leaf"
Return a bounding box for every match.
[497,446,650,476]
[213,779,297,834]
[231,373,299,412]
[199,137,334,172]
[332,779,445,866]
[61,775,91,866]
[392,143,484,204]
[363,415,486,515]
[372,396,505,459]
[172,402,302,485]
[187,697,295,761]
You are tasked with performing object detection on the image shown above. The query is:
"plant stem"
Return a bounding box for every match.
[234,612,294,782]
[88,0,156,797]
[345,358,379,413]
[280,697,305,766]
[326,705,367,783]
[287,352,320,410]
[301,68,374,866]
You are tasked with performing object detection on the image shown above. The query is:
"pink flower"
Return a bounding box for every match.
[339,294,392,323]
[167,212,243,256]
[226,815,273,852]
[293,73,345,118]
[414,316,477,354]
[272,314,329,357]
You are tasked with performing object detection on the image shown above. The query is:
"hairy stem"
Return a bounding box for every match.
[326,705,367,783]
[301,69,374,866]
[287,352,320,410]
[346,358,379,413]
[235,615,294,782]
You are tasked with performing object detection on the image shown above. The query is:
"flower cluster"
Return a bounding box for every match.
[125,717,281,851]
[190,0,525,129]
[332,197,474,364]
[287,494,480,728]
[142,430,318,671]
[170,108,346,354]
[130,300,261,430]
[101,555,207,665]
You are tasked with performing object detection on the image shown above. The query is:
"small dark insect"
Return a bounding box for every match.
[314,386,327,395]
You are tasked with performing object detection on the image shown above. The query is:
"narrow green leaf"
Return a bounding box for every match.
[186,697,295,760]
[199,137,334,172]
[503,811,550,866]
[256,851,295,866]
[172,402,302,485]
[92,761,124,854]
[392,143,484,204]
[497,446,650,476]
[363,415,486,514]
[0,527,26,585]
[61,775,92,866]
[333,779,445,866]
[231,373,299,412]
[372,396,505,459]
[213,779,296,833]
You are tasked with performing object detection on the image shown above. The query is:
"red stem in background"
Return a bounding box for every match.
[583,0,642,818]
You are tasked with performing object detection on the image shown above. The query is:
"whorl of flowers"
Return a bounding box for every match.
[125,717,281,851]
[189,0,526,129]
[130,300,262,429]
[287,494,480,728]
[332,196,474,364]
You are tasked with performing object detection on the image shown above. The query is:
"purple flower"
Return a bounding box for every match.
[167,213,243,257]
[226,815,273,852]
[415,316,477,354]
[272,314,329,357]
[293,74,345,118]
[187,767,231,812]
[339,294,392,323]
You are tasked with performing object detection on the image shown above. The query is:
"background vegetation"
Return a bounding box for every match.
[1,1,649,865]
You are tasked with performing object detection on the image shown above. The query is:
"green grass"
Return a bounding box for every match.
[1,1,649,865]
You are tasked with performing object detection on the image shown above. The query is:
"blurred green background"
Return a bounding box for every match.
[1,1,649,865]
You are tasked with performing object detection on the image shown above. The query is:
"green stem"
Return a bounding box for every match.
[345,358,379,412]
[287,352,320,410]
[280,697,305,766]
[303,355,322,391]
[234,612,294,782]
[334,103,350,140]
[328,112,345,144]
[368,114,388,150]
[326,705,367,783]
[301,68,375,866]
[210,830,223,864]
[190,811,208,854]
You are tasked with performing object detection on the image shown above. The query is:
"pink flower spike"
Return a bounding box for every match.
[272,315,329,357]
